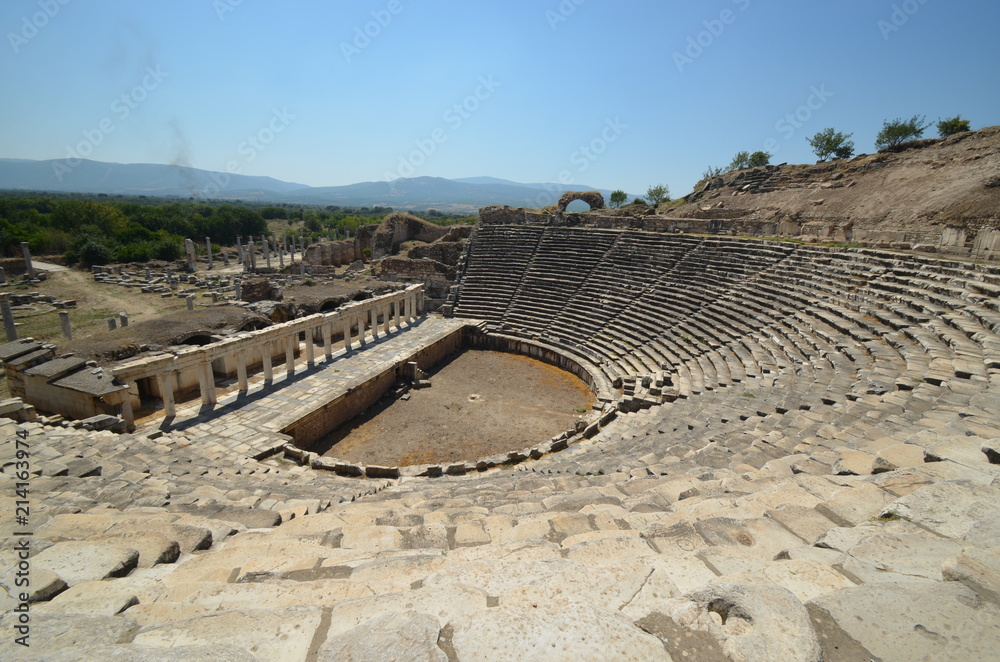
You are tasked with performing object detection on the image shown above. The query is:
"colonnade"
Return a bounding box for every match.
[113,285,424,428]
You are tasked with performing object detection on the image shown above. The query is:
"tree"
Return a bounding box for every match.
[875,115,931,151]
[609,190,628,209]
[727,151,750,172]
[937,115,971,137]
[645,184,670,205]
[807,128,855,161]
[748,151,772,168]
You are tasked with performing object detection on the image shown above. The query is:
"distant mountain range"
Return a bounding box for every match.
[0,158,632,212]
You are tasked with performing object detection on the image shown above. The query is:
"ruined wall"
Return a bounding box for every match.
[372,257,455,301]
[478,205,1000,258]
[304,241,358,268]
[357,213,454,261]
[282,326,463,448]
[408,241,465,265]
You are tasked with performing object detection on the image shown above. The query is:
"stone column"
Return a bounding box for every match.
[20,243,34,280]
[343,318,353,353]
[236,351,249,392]
[394,300,402,331]
[198,362,217,406]
[0,294,17,341]
[305,328,315,367]
[156,373,176,418]
[235,280,242,301]
[383,304,392,334]
[118,312,129,328]
[278,243,285,268]
[186,296,195,311]
[59,310,72,339]
[145,267,152,281]
[237,237,244,263]
[205,237,213,270]
[249,241,257,271]
[107,317,117,330]
[184,239,197,272]
[0,267,6,285]
[358,314,367,347]
[263,239,271,269]
[323,322,334,360]
[369,307,379,341]
[119,387,135,430]
[284,336,295,375]
[262,343,273,382]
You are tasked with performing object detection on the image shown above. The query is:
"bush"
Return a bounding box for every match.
[807,128,855,161]
[116,243,152,263]
[727,151,750,172]
[152,238,182,262]
[875,115,930,151]
[748,151,772,168]
[645,184,670,205]
[937,115,971,137]
[71,235,117,266]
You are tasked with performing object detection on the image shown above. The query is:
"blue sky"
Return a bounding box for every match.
[1,0,997,197]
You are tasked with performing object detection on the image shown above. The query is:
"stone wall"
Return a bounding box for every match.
[304,241,358,268]
[478,205,1000,258]
[408,241,465,265]
[283,325,463,448]
[372,257,455,301]
[356,213,454,261]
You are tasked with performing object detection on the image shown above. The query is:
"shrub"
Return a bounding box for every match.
[748,151,772,168]
[937,115,971,137]
[808,128,855,161]
[72,235,116,266]
[727,151,750,172]
[875,115,930,151]
[152,238,182,262]
[645,184,670,205]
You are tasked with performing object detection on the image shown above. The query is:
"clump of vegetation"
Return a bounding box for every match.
[645,184,670,205]
[875,115,931,151]
[609,190,628,209]
[937,115,971,137]
[0,192,474,265]
[808,128,855,161]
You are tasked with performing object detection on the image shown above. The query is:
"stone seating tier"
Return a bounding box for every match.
[3,226,999,660]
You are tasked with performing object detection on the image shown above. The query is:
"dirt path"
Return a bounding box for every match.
[313,350,596,466]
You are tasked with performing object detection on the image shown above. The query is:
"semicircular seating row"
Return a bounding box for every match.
[451,225,1000,475]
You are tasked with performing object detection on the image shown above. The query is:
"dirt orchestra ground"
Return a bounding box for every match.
[313,350,595,466]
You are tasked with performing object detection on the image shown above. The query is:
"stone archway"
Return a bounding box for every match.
[557,191,606,212]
